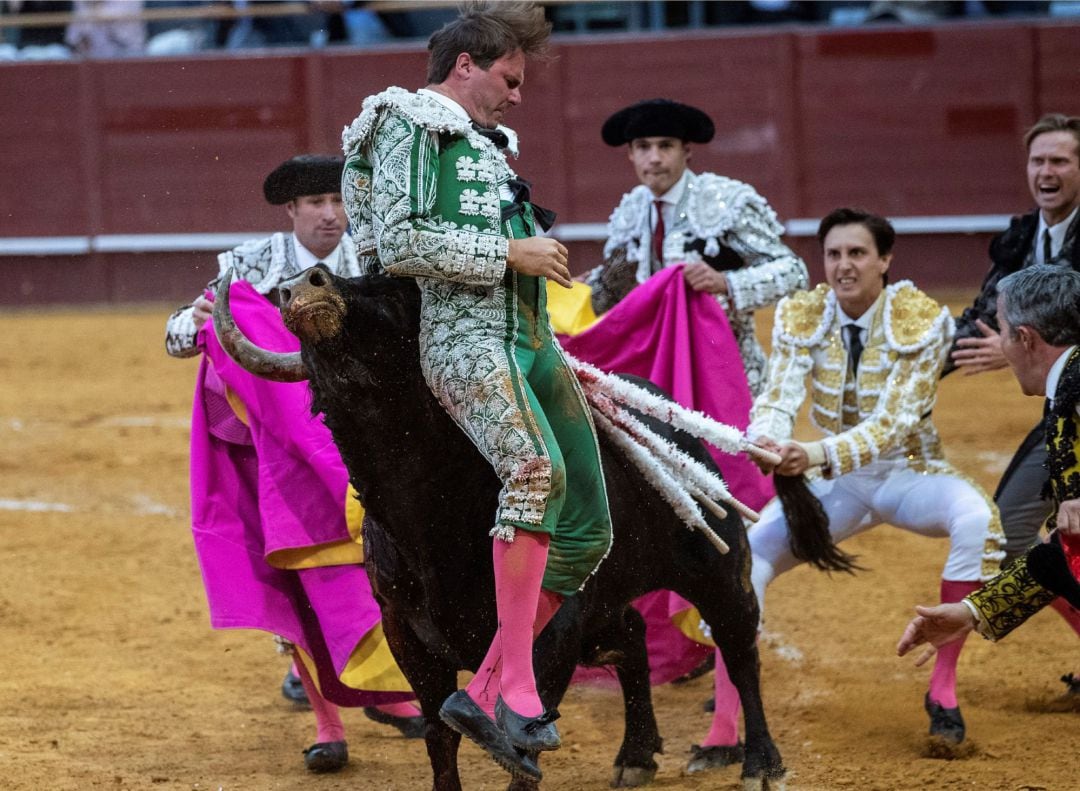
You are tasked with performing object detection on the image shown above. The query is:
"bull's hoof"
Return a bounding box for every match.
[302,740,348,773]
[610,764,658,787]
[363,706,427,739]
[281,668,310,708]
[495,695,562,752]
[924,693,965,744]
[686,742,744,773]
[1027,672,1080,713]
[740,774,786,791]
[439,691,542,781]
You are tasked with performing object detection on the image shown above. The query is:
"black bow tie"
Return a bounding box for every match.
[471,121,510,150]
[502,177,557,232]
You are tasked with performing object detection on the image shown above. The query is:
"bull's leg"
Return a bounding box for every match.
[698,605,785,790]
[601,604,664,788]
[379,610,463,791]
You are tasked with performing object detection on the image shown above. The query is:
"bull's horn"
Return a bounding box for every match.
[212,269,309,383]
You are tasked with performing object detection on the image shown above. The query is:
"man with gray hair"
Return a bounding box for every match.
[899,265,1080,665]
[945,114,1080,700]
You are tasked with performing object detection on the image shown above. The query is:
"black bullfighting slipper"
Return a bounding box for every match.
[495,695,562,752]
[924,693,965,743]
[439,691,542,781]
[363,706,427,739]
[686,742,746,773]
[281,668,310,707]
[302,740,348,773]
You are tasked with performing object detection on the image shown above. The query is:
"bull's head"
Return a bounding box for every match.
[213,265,347,383]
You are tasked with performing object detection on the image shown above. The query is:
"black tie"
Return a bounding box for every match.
[1043,229,1054,263]
[470,121,509,150]
[845,324,863,372]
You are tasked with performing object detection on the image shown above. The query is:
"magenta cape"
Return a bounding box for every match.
[190,280,411,706]
[560,265,774,684]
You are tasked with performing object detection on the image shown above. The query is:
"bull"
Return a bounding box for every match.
[214,265,787,790]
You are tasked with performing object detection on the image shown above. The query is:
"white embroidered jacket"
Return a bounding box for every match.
[748,280,954,477]
[164,231,361,358]
[587,171,807,395]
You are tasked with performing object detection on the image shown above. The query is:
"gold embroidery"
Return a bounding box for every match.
[779,283,829,340]
[888,284,943,347]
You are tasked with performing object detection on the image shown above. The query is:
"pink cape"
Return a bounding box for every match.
[560,265,774,684]
[190,280,412,706]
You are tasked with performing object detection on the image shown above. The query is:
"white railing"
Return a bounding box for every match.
[0,215,1014,256]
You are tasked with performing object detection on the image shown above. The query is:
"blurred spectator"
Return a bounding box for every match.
[5,0,72,46]
[144,0,218,55]
[65,0,145,57]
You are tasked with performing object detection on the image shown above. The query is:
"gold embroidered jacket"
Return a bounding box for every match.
[749,280,954,477]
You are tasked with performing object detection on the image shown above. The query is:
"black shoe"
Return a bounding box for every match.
[686,742,745,773]
[924,693,965,744]
[495,695,561,752]
[282,669,310,707]
[363,706,427,739]
[302,740,348,773]
[439,691,542,781]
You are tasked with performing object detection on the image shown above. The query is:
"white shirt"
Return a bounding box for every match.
[649,169,689,235]
[1035,205,1079,265]
[294,236,343,272]
[1045,344,1078,409]
[838,296,879,350]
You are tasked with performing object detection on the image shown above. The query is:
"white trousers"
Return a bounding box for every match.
[749,458,994,615]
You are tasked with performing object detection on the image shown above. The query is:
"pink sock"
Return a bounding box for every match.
[493,530,550,717]
[702,648,741,747]
[1050,597,1080,638]
[465,645,502,718]
[375,701,422,718]
[292,658,346,744]
[465,586,563,718]
[928,579,980,709]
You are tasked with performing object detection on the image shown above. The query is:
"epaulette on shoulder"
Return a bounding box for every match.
[341,87,519,158]
[777,284,831,347]
[883,280,950,352]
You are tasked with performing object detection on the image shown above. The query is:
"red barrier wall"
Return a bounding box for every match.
[1,20,1078,305]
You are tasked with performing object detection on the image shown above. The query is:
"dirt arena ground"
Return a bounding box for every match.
[2,295,1075,790]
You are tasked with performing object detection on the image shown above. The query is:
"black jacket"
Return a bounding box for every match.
[944,209,1080,376]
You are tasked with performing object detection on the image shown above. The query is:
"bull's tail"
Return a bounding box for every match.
[774,474,862,574]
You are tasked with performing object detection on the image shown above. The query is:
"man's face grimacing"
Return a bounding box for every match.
[822,223,891,319]
[459,49,524,129]
[628,136,690,197]
[1027,130,1080,226]
[287,192,346,259]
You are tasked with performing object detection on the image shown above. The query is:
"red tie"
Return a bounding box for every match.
[652,200,665,264]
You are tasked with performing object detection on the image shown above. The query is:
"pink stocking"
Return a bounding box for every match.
[375,701,422,718]
[493,530,550,717]
[465,582,563,718]
[928,579,980,709]
[1050,597,1080,639]
[292,657,346,744]
[702,648,741,747]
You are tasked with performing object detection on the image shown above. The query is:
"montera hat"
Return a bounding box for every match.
[601,99,715,147]
[263,154,345,205]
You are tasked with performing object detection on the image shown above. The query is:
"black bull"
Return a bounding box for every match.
[214,266,786,790]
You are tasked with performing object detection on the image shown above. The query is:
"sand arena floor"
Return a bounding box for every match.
[1,296,1075,790]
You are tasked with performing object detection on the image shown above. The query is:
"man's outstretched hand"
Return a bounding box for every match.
[896,602,978,667]
[951,319,1007,375]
